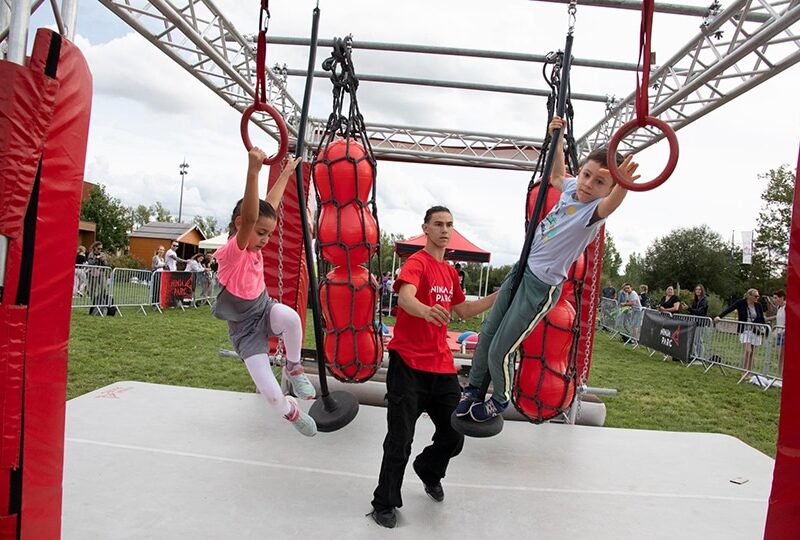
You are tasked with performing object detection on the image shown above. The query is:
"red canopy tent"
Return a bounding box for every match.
[393,228,491,264]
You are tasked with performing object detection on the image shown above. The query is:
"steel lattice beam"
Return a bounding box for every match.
[98,0,799,169]
[577,0,800,157]
[97,0,549,169]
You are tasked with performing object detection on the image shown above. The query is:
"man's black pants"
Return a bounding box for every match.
[371,351,464,511]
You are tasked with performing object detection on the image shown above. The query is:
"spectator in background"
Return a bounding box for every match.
[74,246,88,296]
[715,289,766,375]
[657,285,681,314]
[617,283,641,308]
[601,281,617,301]
[617,283,642,339]
[85,241,109,310]
[165,240,187,271]
[455,263,467,293]
[639,284,650,308]
[86,241,107,266]
[769,290,786,375]
[151,246,166,272]
[186,253,210,305]
[683,283,709,317]
[209,256,219,273]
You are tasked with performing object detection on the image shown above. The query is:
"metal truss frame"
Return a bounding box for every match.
[577,0,800,158]
[88,0,800,168]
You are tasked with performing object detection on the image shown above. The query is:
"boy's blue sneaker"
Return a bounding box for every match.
[469,397,508,423]
[455,385,480,417]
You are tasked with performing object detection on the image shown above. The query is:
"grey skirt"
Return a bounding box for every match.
[213,288,278,358]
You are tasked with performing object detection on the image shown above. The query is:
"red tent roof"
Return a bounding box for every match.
[394,228,491,263]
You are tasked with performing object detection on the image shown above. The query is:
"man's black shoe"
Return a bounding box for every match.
[423,481,444,502]
[369,508,397,528]
[413,460,444,502]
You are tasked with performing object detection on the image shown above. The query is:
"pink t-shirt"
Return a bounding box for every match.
[214,236,265,300]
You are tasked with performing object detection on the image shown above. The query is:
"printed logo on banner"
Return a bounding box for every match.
[660,327,682,348]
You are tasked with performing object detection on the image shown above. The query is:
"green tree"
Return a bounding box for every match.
[149,202,174,223]
[623,252,646,286]
[641,225,746,301]
[79,185,131,252]
[602,229,622,281]
[369,230,405,277]
[751,164,794,292]
[193,215,221,237]
[131,204,151,229]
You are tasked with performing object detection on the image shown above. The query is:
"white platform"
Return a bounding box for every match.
[63,382,773,539]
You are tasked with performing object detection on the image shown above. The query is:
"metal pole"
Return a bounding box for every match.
[60,0,78,40]
[269,36,640,71]
[178,159,188,223]
[296,8,359,431]
[474,31,576,404]
[6,0,32,64]
[282,68,608,102]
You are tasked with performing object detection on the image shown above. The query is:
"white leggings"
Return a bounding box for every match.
[242,303,303,417]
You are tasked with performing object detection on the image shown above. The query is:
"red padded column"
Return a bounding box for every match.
[17,29,91,540]
[262,161,311,350]
[764,146,800,539]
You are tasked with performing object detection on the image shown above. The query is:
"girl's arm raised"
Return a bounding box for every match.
[236,148,267,250]
[265,157,302,212]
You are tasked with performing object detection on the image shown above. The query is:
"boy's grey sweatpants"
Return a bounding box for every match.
[468,263,561,403]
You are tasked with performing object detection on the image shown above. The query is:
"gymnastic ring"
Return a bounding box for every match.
[240,102,289,166]
[606,115,679,192]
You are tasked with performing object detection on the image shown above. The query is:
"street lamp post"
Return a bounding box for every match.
[178,159,189,222]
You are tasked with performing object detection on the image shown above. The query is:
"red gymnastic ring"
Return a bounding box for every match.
[240,102,289,166]
[606,115,679,192]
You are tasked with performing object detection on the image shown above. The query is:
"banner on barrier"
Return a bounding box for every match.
[639,310,698,361]
[159,271,193,308]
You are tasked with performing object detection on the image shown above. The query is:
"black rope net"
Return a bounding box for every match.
[312,37,382,383]
[512,49,593,423]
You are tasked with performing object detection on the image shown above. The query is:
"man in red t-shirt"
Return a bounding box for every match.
[369,206,498,529]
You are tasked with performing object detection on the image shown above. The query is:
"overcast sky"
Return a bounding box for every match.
[27,0,800,267]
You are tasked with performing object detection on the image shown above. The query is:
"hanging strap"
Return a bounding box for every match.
[606,0,678,191]
[635,0,654,126]
[240,0,288,165]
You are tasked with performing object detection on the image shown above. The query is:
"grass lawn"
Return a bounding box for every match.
[68,306,781,456]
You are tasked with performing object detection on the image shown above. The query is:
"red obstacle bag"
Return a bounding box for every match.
[317,202,378,267]
[513,299,577,422]
[319,266,382,382]
[313,138,374,204]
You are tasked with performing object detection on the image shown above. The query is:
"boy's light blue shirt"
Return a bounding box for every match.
[527,177,605,286]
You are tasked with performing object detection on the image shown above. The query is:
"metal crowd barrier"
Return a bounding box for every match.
[671,313,714,368]
[708,319,780,388]
[109,267,156,315]
[190,271,218,307]
[71,266,227,315]
[72,264,113,315]
[597,297,643,346]
[595,301,785,391]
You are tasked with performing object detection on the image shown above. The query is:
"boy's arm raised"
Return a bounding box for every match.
[265,157,302,211]
[548,116,566,191]
[596,155,640,219]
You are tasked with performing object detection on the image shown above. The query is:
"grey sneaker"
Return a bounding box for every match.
[284,364,316,400]
[284,396,317,437]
